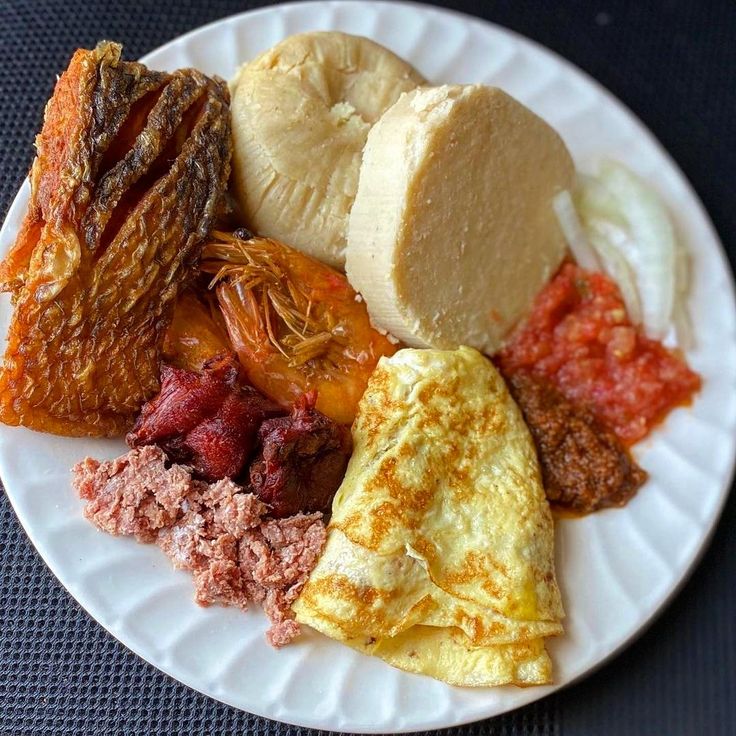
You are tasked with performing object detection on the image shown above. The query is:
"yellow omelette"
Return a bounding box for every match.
[293,346,564,686]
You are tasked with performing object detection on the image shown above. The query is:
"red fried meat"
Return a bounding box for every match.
[128,354,281,480]
[249,393,352,518]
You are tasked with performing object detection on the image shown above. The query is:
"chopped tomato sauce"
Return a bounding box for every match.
[498,262,701,445]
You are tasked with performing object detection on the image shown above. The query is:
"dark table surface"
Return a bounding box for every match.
[1,1,735,734]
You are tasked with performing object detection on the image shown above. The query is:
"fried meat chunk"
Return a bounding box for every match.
[128,354,281,481]
[249,393,352,518]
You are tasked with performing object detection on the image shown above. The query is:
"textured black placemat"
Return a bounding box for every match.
[1,1,734,734]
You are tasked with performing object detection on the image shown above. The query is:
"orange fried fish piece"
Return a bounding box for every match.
[0,42,231,436]
[163,290,231,372]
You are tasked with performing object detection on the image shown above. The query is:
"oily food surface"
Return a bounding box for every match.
[0,42,231,437]
[127,355,351,518]
[73,445,326,648]
[294,347,563,687]
[0,28,702,689]
[163,290,232,372]
[504,370,647,513]
[127,354,282,482]
[230,31,425,268]
[498,263,701,444]
[200,232,398,425]
[249,393,353,518]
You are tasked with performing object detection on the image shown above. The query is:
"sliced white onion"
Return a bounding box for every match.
[596,160,676,340]
[553,189,601,271]
[672,242,694,349]
[557,162,692,348]
[575,174,628,228]
[674,232,690,297]
[587,226,642,325]
[672,299,694,351]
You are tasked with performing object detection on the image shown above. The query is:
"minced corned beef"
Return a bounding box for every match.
[72,445,326,647]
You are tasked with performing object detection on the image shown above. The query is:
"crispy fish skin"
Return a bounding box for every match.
[0,44,169,292]
[0,42,231,436]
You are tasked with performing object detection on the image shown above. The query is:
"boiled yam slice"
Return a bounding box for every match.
[230,32,424,269]
[346,84,574,353]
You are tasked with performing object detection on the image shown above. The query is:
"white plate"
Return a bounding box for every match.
[1,1,735,732]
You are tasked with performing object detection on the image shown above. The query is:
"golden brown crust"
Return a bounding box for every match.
[294,348,564,687]
[0,42,232,437]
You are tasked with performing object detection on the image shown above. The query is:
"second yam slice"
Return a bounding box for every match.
[346,84,575,354]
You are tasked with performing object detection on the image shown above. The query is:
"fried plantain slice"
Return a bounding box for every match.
[0,42,232,436]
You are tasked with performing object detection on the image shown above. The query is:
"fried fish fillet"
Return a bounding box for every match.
[0,42,231,436]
